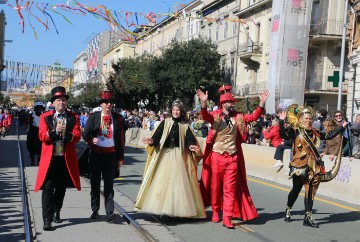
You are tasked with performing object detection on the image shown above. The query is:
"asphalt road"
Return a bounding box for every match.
[115,145,360,242]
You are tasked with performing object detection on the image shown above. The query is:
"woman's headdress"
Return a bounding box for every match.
[172,98,184,109]
[286,104,315,129]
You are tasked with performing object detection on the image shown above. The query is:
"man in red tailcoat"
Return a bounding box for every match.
[34,86,81,231]
[196,86,269,229]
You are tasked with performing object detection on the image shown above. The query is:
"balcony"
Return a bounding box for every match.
[305,75,348,93]
[309,20,343,40]
[238,41,262,63]
[235,82,266,97]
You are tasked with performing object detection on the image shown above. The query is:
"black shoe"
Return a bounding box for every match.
[53,212,62,223]
[284,207,291,222]
[43,218,52,231]
[90,210,99,219]
[105,212,115,222]
[303,212,319,228]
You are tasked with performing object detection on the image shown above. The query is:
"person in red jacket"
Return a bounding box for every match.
[34,86,81,231]
[196,85,269,229]
[1,108,11,137]
[263,118,282,147]
[5,108,12,134]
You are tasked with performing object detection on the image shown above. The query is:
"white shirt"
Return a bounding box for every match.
[96,114,115,147]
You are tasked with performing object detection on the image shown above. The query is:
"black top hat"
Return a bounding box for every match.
[51,86,69,102]
[99,90,113,104]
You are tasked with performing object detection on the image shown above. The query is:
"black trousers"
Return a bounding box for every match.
[42,156,71,220]
[287,174,314,212]
[273,144,291,161]
[89,151,117,214]
[26,126,42,159]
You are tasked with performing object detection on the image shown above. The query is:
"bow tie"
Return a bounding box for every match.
[57,113,65,118]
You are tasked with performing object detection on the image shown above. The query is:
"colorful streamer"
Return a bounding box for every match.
[6,0,251,41]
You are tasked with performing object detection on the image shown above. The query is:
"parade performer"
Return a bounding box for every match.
[279,105,347,228]
[1,108,10,136]
[83,90,125,222]
[27,101,45,166]
[196,86,269,229]
[0,108,3,137]
[34,86,81,231]
[5,108,13,134]
[135,99,206,220]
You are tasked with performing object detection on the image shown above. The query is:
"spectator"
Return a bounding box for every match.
[193,114,209,138]
[333,110,351,156]
[273,121,293,169]
[247,127,260,144]
[353,113,360,125]
[153,115,161,130]
[262,118,282,148]
[350,123,360,159]
[316,109,328,153]
[320,118,342,161]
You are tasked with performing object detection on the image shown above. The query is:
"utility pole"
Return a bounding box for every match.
[337,0,349,110]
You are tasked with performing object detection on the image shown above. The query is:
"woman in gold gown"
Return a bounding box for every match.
[135,99,206,219]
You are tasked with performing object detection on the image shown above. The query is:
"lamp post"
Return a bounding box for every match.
[0,40,13,97]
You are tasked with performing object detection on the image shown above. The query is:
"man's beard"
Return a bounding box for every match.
[225,105,235,113]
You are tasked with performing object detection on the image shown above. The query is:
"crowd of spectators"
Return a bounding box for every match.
[14,104,360,163]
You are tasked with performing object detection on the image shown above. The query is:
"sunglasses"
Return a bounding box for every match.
[102,101,113,104]
[334,114,342,117]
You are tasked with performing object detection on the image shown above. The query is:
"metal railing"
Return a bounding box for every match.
[238,41,262,55]
[17,119,32,242]
[309,20,343,36]
[236,82,266,96]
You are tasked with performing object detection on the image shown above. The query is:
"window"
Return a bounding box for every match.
[233,22,237,36]
[216,25,219,41]
[208,27,212,40]
[256,23,261,44]
[224,22,228,39]
[190,22,194,35]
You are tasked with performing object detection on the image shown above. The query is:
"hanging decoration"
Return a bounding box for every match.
[1,60,74,94]
[6,0,252,41]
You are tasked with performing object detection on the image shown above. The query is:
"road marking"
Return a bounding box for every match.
[232,221,255,233]
[114,177,125,180]
[248,177,360,212]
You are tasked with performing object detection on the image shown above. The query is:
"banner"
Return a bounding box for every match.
[266,0,313,113]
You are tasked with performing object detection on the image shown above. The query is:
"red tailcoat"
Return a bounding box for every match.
[34,110,81,192]
[200,107,263,221]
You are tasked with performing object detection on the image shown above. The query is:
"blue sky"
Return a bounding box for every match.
[3,0,187,68]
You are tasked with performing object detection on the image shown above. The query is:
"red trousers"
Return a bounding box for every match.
[210,151,238,217]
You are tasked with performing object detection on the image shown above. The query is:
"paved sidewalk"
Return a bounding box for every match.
[25,167,144,242]
[0,126,25,242]
[0,123,144,242]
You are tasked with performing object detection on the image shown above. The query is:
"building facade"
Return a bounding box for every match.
[102,40,136,83]
[73,51,88,97]
[234,0,346,114]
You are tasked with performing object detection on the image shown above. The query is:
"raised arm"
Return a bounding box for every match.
[196,89,214,124]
